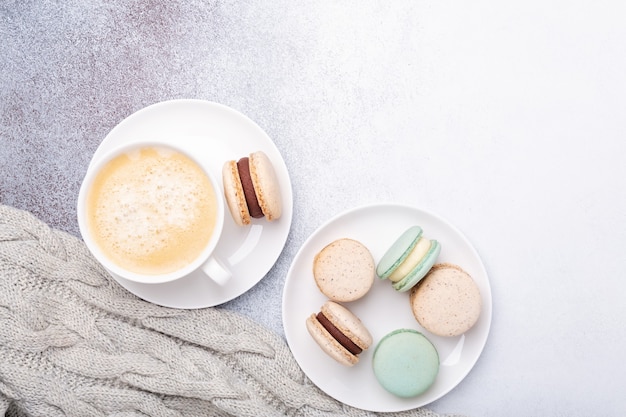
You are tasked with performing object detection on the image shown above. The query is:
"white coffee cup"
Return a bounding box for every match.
[77,141,231,285]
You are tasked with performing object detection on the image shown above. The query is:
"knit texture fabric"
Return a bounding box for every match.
[0,204,465,417]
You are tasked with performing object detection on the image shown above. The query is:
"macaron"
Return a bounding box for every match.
[376,225,441,292]
[372,329,439,398]
[306,301,373,366]
[313,238,375,302]
[410,263,482,337]
[222,151,281,226]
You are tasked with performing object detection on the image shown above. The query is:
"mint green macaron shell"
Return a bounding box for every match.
[373,329,439,398]
[376,226,423,279]
[392,240,441,292]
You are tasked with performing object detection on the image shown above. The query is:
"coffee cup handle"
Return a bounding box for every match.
[201,256,231,286]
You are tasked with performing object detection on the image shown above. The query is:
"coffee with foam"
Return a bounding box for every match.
[86,146,218,276]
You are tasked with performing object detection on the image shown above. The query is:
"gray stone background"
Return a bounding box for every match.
[2,1,626,416]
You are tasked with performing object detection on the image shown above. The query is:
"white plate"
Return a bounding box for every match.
[282,203,491,412]
[88,99,293,308]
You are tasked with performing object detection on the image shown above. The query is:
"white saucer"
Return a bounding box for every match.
[88,99,293,308]
[282,203,491,412]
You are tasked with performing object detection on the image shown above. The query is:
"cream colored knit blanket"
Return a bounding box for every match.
[0,205,464,417]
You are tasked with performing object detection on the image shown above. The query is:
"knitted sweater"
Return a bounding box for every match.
[0,205,465,417]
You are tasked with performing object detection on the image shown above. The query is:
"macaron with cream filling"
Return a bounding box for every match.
[306,301,373,366]
[376,226,441,292]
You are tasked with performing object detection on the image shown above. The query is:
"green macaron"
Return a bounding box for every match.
[376,225,441,292]
[372,329,440,398]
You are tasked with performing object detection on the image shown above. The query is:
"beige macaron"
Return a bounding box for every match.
[313,238,375,302]
[222,151,282,226]
[409,263,482,337]
[306,301,373,366]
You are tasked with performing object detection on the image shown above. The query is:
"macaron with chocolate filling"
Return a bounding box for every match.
[306,301,372,366]
[222,151,282,226]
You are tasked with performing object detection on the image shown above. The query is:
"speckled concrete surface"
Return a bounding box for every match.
[2,1,626,416]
